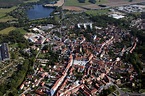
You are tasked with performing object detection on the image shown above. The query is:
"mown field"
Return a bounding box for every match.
[0,0,24,7]
[0,6,17,22]
[64,0,107,6]
[0,0,40,7]
[24,0,39,3]
[65,0,91,6]
[0,27,28,34]
[0,27,16,34]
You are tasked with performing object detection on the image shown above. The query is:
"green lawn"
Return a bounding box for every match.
[85,9,109,16]
[0,6,17,22]
[64,0,107,6]
[0,27,16,34]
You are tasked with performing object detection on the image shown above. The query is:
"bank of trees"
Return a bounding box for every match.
[77,0,96,3]
[99,86,116,96]
[0,30,29,48]
[45,50,59,66]
[141,12,145,19]
[123,28,145,90]
[78,0,85,3]
[0,22,10,31]
[90,15,129,28]
[89,0,96,4]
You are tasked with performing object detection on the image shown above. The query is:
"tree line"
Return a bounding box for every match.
[78,0,101,4]
[90,15,129,28]
[0,60,30,96]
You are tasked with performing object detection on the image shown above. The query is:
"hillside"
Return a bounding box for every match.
[0,0,25,7]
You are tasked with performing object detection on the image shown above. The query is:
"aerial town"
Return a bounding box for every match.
[0,0,145,96]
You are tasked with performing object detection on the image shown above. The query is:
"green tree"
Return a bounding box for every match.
[78,0,85,3]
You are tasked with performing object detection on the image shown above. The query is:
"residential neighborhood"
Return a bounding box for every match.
[18,15,142,96]
[0,0,145,96]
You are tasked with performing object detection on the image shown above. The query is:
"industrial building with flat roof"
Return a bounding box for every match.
[0,43,10,61]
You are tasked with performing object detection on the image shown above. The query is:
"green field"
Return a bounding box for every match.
[95,0,107,5]
[65,0,107,6]
[85,9,109,16]
[0,0,39,7]
[24,0,40,3]
[0,16,17,22]
[0,6,17,22]
[0,27,16,34]
[65,0,91,6]
[0,0,24,7]
[15,28,28,34]
[0,6,16,17]
[0,27,28,35]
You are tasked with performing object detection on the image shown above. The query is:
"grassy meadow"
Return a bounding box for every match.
[0,6,17,22]
[64,0,107,6]
[0,27,16,34]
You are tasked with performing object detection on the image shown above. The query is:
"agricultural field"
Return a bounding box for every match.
[0,27,16,34]
[64,0,107,6]
[0,0,24,7]
[0,6,17,22]
[64,0,145,11]
[0,0,39,7]
[65,0,91,6]
[0,27,27,36]
[0,16,17,22]
[24,0,40,3]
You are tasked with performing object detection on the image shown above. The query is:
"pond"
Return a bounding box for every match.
[26,5,55,20]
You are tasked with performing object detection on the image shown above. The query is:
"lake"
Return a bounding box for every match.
[26,5,55,20]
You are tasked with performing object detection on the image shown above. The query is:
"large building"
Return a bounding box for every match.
[0,43,10,61]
